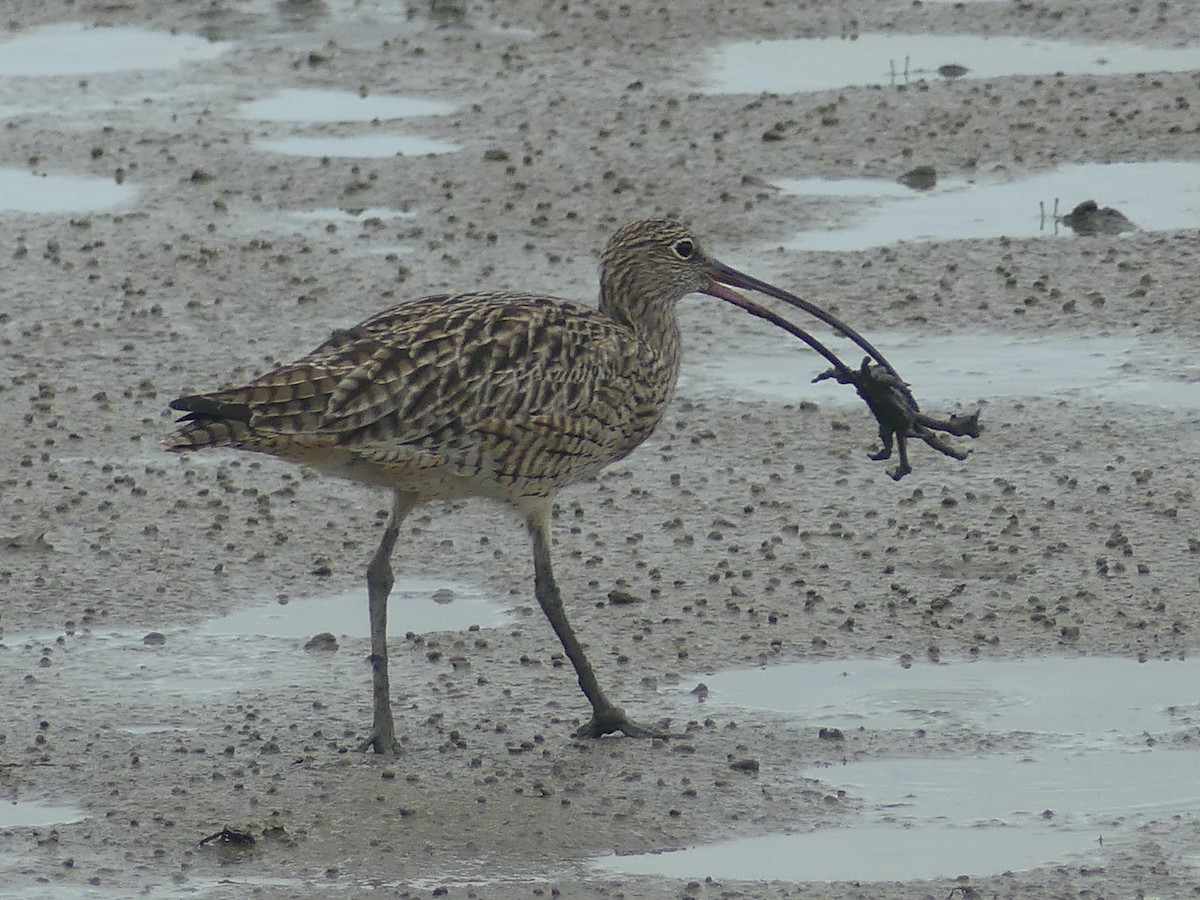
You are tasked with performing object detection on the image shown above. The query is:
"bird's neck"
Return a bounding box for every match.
[641,309,682,378]
[600,279,678,336]
[602,290,681,362]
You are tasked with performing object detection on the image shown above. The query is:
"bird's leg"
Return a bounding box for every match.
[526,507,667,739]
[357,490,415,755]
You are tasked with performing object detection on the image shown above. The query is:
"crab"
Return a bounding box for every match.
[814,357,981,480]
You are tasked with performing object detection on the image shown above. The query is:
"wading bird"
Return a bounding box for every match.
[166,219,893,753]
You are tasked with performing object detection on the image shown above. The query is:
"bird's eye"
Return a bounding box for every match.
[672,239,694,259]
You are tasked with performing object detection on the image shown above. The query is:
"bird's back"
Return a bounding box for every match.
[166,291,681,501]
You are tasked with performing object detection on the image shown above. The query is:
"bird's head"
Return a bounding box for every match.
[600,218,894,375]
[598,219,711,326]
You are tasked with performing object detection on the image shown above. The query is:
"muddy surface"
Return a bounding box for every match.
[2,1,1200,897]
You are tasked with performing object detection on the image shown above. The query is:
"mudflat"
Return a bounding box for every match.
[2,1,1199,897]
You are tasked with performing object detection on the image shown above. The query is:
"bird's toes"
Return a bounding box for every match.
[356,729,400,755]
[617,718,672,740]
[578,709,671,740]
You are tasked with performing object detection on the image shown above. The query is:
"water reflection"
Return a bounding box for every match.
[0,800,87,828]
[0,167,135,214]
[257,134,460,157]
[0,23,228,77]
[240,89,455,123]
[777,162,1200,249]
[706,33,1200,94]
[201,578,510,638]
[690,657,1199,737]
[598,657,1199,882]
[687,329,1199,411]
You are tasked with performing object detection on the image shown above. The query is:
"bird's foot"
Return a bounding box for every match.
[356,720,400,755]
[578,706,671,739]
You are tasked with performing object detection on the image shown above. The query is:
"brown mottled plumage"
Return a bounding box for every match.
[167,219,876,753]
[169,290,678,500]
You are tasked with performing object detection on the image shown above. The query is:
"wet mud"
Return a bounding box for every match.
[2,1,1200,898]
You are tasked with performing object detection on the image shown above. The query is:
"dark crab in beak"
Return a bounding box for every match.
[698,257,980,480]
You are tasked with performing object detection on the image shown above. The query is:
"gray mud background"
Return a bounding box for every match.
[3,0,1200,897]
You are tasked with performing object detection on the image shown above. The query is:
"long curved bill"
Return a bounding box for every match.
[700,257,897,379]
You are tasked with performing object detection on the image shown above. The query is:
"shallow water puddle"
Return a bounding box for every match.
[599,657,1199,882]
[777,162,1200,250]
[598,821,1099,883]
[224,0,413,31]
[290,207,413,222]
[0,800,86,828]
[4,579,507,710]
[0,167,136,214]
[691,657,1199,736]
[240,89,454,122]
[240,87,458,161]
[286,206,417,238]
[257,134,460,158]
[839,749,1200,823]
[200,577,510,638]
[599,747,1197,883]
[0,23,228,77]
[687,330,1198,410]
[704,33,1200,94]
[201,0,535,43]
[266,207,417,252]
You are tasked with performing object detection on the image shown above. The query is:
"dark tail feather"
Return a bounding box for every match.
[164,394,254,451]
[169,394,253,422]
